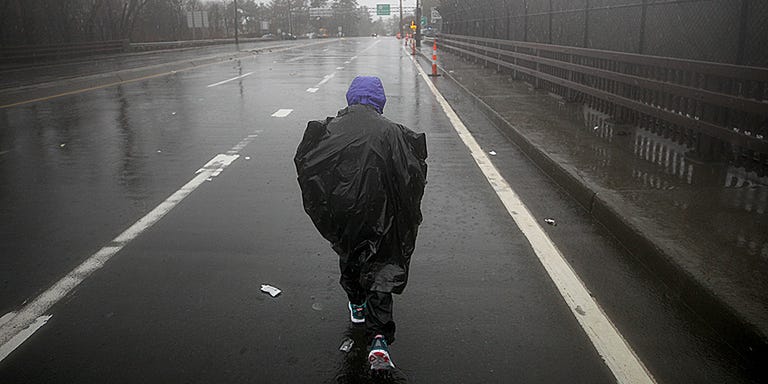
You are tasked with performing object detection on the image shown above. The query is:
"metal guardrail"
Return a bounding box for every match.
[0,40,129,64]
[129,37,268,52]
[436,33,768,161]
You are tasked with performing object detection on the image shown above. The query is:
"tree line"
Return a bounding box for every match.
[0,0,387,46]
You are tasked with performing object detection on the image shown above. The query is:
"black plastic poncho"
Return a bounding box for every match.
[295,104,427,294]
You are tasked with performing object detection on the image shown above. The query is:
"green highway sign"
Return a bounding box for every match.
[376,4,390,16]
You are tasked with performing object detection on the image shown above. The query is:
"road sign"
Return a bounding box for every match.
[309,7,333,17]
[431,7,442,21]
[186,11,209,28]
[376,4,390,16]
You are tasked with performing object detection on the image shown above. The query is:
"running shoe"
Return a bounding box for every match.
[349,302,365,324]
[368,334,395,370]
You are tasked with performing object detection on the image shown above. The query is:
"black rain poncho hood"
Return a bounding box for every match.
[295,86,427,294]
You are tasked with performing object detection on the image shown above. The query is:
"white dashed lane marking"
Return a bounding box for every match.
[317,73,335,86]
[207,72,254,88]
[271,109,293,117]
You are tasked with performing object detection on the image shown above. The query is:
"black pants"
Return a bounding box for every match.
[340,260,396,344]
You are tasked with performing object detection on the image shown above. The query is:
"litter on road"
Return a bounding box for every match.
[339,338,354,353]
[544,218,557,226]
[489,150,497,156]
[260,284,282,297]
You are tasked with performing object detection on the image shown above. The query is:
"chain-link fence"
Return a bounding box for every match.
[438,0,768,67]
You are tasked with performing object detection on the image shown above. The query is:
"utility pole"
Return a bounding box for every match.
[415,0,421,47]
[288,0,293,37]
[234,0,239,48]
[399,0,403,39]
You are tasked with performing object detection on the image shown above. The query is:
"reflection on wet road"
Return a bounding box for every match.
[582,104,768,261]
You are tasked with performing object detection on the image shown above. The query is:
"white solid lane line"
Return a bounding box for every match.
[207,72,254,88]
[0,312,15,327]
[0,315,51,362]
[306,88,319,93]
[408,50,656,384]
[0,135,257,363]
[271,109,293,117]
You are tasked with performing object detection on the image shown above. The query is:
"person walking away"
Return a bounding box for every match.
[294,76,428,372]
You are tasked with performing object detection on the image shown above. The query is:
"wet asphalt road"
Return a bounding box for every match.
[0,40,305,90]
[0,38,761,383]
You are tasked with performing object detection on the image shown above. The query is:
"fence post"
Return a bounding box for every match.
[548,0,553,44]
[639,0,648,54]
[523,0,528,42]
[505,1,510,40]
[736,0,749,65]
[583,0,590,48]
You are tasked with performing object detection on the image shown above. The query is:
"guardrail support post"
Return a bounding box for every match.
[534,49,543,89]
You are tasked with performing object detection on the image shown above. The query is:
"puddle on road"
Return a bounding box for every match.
[575,104,768,262]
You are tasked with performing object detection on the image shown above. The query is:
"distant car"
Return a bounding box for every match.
[260,33,276,40]
[372,33,378,37]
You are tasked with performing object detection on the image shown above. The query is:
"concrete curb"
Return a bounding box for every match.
[414,47,768,363]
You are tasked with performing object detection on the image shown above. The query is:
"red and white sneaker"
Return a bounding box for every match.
[368,334,395,370]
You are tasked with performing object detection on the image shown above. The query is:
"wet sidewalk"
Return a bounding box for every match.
[421,44,768,357]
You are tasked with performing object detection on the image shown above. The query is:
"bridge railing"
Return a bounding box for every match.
[435,33,768,162]
[0,40,129,65]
